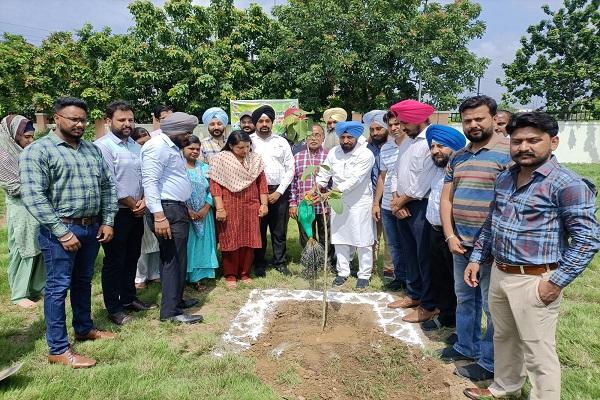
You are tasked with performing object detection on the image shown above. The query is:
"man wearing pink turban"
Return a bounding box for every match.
[387,99,440,326]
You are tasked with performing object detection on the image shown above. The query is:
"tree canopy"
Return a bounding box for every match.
[0,0,488,121]
[499,0,599,116]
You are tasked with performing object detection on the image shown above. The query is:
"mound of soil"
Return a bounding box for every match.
[250,301,466,400]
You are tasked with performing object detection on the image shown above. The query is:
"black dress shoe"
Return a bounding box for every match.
[124,300,158,312]
[108,312,132,326]
[177,298,199,309]
[454,363,494,381]
[254,267,266,277]
[384,279,406,291]
[161,314,203,324]
[275,266,291,276]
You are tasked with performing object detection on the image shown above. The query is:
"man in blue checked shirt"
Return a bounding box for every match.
[462,112,600,400]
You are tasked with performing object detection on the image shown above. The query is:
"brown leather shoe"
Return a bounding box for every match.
[463,387,519,400]
[75,329,116,341]
[387,296,420,309]
[48,348,96,369]
[402,306,440,323]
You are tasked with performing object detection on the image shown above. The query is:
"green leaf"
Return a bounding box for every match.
[328,189,341,199]
[301,165,317,181]
[328,198,343,214]
[320,165,331,171]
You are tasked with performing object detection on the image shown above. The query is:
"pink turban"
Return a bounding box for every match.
[390,100,435,124]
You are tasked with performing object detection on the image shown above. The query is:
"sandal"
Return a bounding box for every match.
[225,280,237,290]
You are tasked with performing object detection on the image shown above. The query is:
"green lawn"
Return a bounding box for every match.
[0,163,599,400]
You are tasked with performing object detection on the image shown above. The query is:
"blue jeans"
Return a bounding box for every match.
[453,250,494,372]
[381,208,406,282]
[38,223,100,355]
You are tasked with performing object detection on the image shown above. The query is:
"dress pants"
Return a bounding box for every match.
[101,208,144,314]
[255,186,289,269]
[38,223,100,355]
[335,244,373,280]
[423,227,456,325]
[395,199,433,309]
[488,267,561,400]
[147,202,190,320]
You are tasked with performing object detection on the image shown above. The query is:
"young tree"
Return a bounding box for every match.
[499,0,599,116]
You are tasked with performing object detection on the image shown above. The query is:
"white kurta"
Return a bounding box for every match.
[316,143,375,247]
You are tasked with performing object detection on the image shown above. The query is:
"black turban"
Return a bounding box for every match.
[251,105,276,125]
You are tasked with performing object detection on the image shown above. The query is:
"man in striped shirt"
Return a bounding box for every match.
[439,96,511,381]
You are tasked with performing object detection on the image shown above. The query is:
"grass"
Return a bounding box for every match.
[0,163,599,399]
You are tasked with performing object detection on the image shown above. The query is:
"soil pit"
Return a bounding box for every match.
[249,301,465,400]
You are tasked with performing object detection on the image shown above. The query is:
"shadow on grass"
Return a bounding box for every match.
[0,317,45,369]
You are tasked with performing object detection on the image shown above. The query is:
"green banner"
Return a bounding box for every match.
[230,99,299,135]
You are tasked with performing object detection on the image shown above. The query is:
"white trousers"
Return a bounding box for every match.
[335,244,373,280]
[135,252,161,283]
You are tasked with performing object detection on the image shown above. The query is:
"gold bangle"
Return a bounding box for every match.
[154,217,167,223]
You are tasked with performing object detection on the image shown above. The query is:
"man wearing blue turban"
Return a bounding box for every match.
[419,124,466,333]
[316,120,375,290]
[201,107,229,164]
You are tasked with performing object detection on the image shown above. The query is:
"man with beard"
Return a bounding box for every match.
[462,112,600,400]
[95,101,156,326]
[493,110,512,136]
[250,105,295,277]
[322,107,348,150]
[420,125,466,333]
[201,107,228,164]
[239,111,255,134]
[316,121,375,289]
[20,97,118,368]
[141,112,203,324]
[363,110,392,275]
[387,100,438,325]
[438,95,511,382]
[373,111,411,288]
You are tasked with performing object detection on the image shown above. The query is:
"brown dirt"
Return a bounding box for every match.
[249,301,467,400]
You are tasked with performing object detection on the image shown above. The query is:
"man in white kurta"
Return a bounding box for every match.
[316,121,375,289]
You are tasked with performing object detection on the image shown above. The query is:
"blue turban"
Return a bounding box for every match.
[202,107,228,127]
[363,110,388,129]
[335,121,364,139]
[426,124,466,151]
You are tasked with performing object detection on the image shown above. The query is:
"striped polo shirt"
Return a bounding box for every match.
[444,133,511,247]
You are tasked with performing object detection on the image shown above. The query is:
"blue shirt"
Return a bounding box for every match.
[471,156,600,288]
[141,133,192,213]
[378,140,401,210]
[367,141,384,188]
[95,132,143,207]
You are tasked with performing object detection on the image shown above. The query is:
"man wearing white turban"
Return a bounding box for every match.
[201,107,229,164]
[322,107,348,150]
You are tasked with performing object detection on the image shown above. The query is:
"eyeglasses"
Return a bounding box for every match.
[57,114,88,126]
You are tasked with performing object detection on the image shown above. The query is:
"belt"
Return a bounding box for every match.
[161,200,186,206]
[268,185,280,190]
[496,261,558,276]
[61,216,99,226]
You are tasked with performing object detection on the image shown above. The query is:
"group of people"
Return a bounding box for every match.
[1,93,599,400]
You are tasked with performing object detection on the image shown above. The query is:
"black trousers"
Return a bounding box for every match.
[297,212,335,265]
[254,186,290,269]
[427,227,457,325]
[102,208,144,314]
[146,202,190,319]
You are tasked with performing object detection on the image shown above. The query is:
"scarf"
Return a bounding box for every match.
[0,115,30,196]
[209,150,264,192]
[186,161,209,237]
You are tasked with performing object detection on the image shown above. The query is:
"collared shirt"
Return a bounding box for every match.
[200,135,226,164]
[141,132,192,213]
[470,156,600,288]
[426,168,445,226]
[19,131,118,237]
[391,127,437,199]
[378,138,409,210]
[323,129,338,150]
[290,147,329,214]
[250,133,295,194]
[95,131,143,207]
[444,133,511,246]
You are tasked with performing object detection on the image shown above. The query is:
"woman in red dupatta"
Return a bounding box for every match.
[210,130,268,289]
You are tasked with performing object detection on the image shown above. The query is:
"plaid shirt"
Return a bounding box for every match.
[471,156,600,288]
[19,131,118,238]
[290,147,328,214]
[200,136,226,164]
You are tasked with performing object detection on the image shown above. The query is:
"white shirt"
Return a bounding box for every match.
[426,168,445,226]
[251,133,295,194]
[316,143,375,247]
[94,132,143,207]
[379,137,411,210]
[141,133,192,213]
[391,127,437,199]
